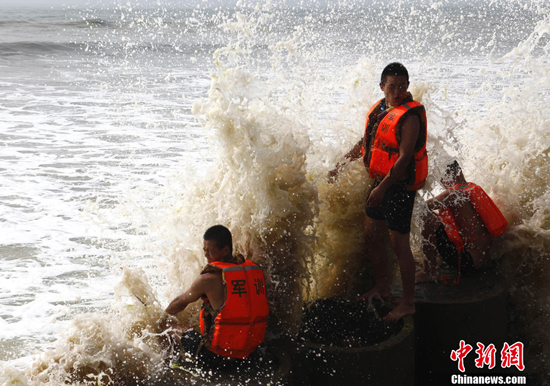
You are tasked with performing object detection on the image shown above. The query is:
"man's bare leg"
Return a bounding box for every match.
[416,211,440,283]
[453,200,491,270]
[357,216,391,300]
[384,230,415,323]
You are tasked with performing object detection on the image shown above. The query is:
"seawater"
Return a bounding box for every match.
[1,0,550,384]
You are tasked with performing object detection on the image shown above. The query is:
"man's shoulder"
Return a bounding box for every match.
[200,268,223,278]
[201,264,222,274]
[402,112,420,125]
[195,271,222,288]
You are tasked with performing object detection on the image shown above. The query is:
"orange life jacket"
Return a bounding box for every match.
[362,99,428,190]
[199,259,269,359]
[439,182,508,252]
[439,206,465,254]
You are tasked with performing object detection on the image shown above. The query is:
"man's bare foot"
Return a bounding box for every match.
[415,270,438,284]
[356,285,391,301]
[382,302,415,323]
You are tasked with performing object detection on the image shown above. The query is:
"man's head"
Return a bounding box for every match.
[380,62,409,85]
[203,225,233,263]
[441,160,466,188]
[380,62,410,107]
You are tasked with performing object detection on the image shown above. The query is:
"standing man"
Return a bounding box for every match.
[329,62,428,322]
[164,225,269,365]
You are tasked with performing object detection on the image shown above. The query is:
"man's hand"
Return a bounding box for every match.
[327,165,340,183]
[366,185,386,207]
[159,312,181,332]
[328,139,363,183]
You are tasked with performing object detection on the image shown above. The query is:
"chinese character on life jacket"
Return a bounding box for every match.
[380,122,390,133]
[254,277,265,295]
[231,279,247,297]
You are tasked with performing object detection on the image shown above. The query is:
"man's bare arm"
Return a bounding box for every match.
[328,139,362,181]
[165,273,217,316]
[344,139,363,161]
[428,187,469,212]
[426,189,453,211]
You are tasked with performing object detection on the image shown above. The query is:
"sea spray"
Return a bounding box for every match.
[310,58,377,298]
[100,3,323,337]
[179,4,320,333]
[315,161,373,298]
[459,17,550,378]
[0,268,168,385]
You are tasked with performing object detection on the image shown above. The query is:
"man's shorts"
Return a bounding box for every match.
[366,181,416,234]
[435,224,476,275]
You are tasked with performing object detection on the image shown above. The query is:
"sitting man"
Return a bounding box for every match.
[164,225,269,366]
[415,161,508,283]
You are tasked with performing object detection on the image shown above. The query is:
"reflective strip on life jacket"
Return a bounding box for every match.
[363,100,428,190]
[200,259,269,359]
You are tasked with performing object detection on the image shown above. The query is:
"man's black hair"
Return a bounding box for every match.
[446,160,462,177]
[204,225,233,251]
[381,62,409,84]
